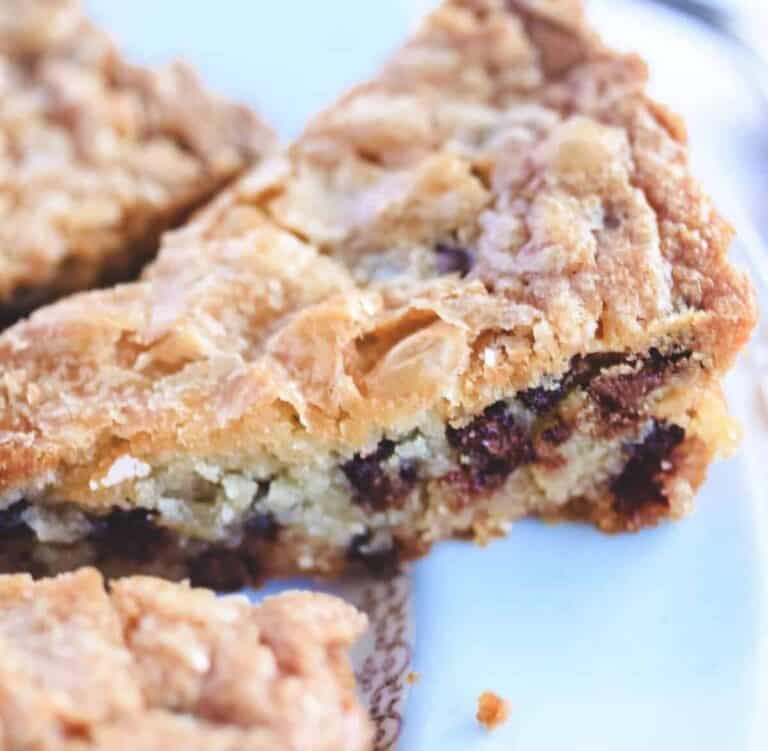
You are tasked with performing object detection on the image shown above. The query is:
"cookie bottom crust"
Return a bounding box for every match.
[0,349,731,590]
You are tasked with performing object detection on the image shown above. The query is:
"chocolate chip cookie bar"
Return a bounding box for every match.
[0,0,755,586]
[0,0,274,323]
[0,568,372,750]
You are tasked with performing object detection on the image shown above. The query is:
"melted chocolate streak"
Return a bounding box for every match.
[343,348,691,525]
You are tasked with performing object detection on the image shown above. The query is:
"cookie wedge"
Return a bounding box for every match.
[0,0,274,323]
[0,0,755,586]
[0,568,371,750]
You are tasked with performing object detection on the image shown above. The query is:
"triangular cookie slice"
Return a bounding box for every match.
[0,0,274,323]
[0,0,755,588]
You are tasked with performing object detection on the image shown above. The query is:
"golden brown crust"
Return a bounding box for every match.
[0,1,755,575]
[0,0,275,317]
[0,568,372,751]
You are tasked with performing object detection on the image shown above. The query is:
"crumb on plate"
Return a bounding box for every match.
[476,691,511,731]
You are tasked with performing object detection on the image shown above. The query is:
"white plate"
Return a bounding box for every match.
[84,1,768,748]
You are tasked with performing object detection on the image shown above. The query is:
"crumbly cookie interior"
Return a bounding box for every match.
[0,348,731,589]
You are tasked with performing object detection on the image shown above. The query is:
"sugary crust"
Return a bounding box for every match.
[0,2,755,532]
[0,568,371,751]
[0,0,275,317]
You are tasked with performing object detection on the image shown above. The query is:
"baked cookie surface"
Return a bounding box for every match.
[0,567,371,750]
[0,0,274,322]
[0,0,755,585]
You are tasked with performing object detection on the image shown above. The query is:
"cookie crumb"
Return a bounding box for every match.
[406,670,420,685]
[476,691,510,731]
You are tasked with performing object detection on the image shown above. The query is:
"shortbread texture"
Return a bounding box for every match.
[0,0,755,584]
[0,0,274,320]
[0,568,372,751]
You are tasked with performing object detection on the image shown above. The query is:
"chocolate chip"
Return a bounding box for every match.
[518,385,566,414]
[188,548,252,592]
[483,400,508,418]
[587,348,691,415]
[588,371,664,414]
[347,531,400,578]
[244,511,279,542]
[342,439,418,511]
[399,459,418,483]
[90,509,170,563]
[517,353,625,415]
[604,213,622,230]
[533,419,571,469]
[567,352,627,389]
[540,421,571,446]
[519,350,690,417]
[445,401,535,497]
[611,420,685,518]
[435,243,474,277]
[647,347,691,369]
[0,500,29,537]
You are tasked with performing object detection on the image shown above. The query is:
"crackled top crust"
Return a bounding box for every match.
[0,0,274,307]
[0,568,371,750]
[0,0,755,504]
